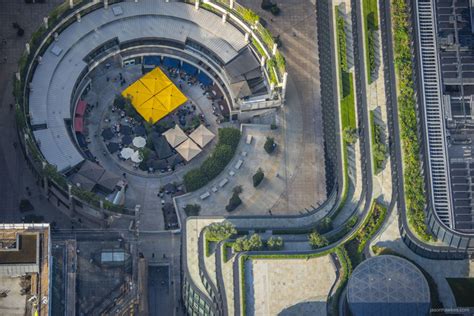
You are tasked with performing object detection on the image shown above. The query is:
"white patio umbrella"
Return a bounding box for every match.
[131,150,143,163]
[133,136,146,148]
[120,147,134,159]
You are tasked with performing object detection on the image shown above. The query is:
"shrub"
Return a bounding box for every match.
[264,137,276,154]
[315,217,333,234]
[19,199,34,212]
[261,0,273,10]
[184,128,241,191]
[253,168,265,187]
[183,169,208,191]
[233,185,243,195]
[226,192,242,212]
[392,0,431,241]
[343,127,358,144]
[233,234,263,252]
[266,236,284,250]
[270,4,280,16]
[270,123,277,130]
[206,222,237,242]
[184,204,201,216]
[308,230,328,249]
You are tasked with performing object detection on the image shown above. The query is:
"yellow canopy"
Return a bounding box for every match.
[121,67,187,124]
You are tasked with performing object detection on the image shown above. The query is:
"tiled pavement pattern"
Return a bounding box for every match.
[239,0,327,212]
[245,256,336,315]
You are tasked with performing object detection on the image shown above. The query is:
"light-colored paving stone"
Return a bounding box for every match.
[245,256,336,316]
[239,0,327,210]
[0,276,26,316]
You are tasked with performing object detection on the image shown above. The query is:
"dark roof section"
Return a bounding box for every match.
[77,160,105,182]
[0,234,38,264]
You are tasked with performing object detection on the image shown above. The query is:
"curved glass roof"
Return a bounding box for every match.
[347,255,430,316]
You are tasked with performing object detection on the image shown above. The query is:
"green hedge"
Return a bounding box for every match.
[370,111,387,174]
[392,0,431,241]
[363,0,379,82]
[336,9,348,72]
[329,247,352,315]
[345,202,387,268]
[184,128,241,191]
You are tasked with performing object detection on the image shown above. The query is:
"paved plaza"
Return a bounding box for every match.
[245,256,336,316]
[239,0,327,211]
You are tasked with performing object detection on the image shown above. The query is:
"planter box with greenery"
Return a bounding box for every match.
[205,221,237,242]
[392,0,431,241]
[308,230,328,249]
[184,128,241,191]
[370,111,387,174]
[232,234,263,252]
[266,236,284,250]
[362,0,379,82]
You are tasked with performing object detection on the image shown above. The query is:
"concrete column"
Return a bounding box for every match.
[43,17,48,29]
[69,0,74,9]
[245,32,250,43]
[281,72,288,103]
[195,0,200,10]
[260,55,266,67]
[230,0,234,9]
[270,82,275,91]
[272,43,277,56]
[222,13,227,23]
[16,72,20,81]
[25,43,30,55]
[68,184,73,202]
[104,0,108,9]
[37,56,42,64]
[41,161,49,195]
[76,13,81,22]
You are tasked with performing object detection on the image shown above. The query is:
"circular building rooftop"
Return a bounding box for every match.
[347,255,430,316]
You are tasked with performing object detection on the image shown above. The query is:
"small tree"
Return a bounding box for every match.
[264,137,276,154]
[233,234,263,252]
[343,127,358,144]
[253,168,265,187]
[233,185,243,195]
[261,0,273,10]
[226,192,242,212]
[308,231,328,249]
[266,236,284,250]
[184,204,201,216]
[270,4,280,16]
[316,217,333,234]
[206,222,237,242]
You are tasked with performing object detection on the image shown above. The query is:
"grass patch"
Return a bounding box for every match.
[447,278,474,307]
[340,73,356,129]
